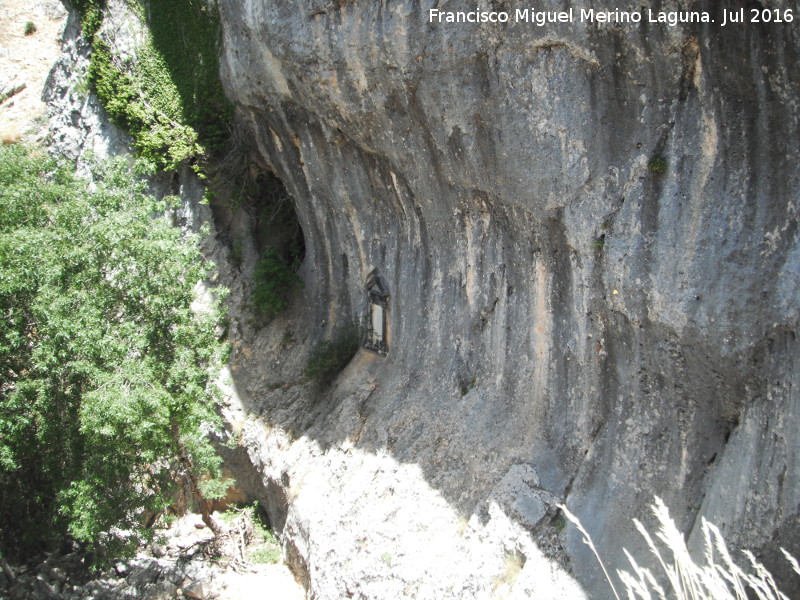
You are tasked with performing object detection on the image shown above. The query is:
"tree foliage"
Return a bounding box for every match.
[0,146,229,562]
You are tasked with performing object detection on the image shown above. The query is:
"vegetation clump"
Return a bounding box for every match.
[647,156,668,174]
[459,374,477,397]
[0,145,229,564]
[218,503,282,565]
[23,21,37,36]
[592,234,606,250]
[250,247,303,317]
[250,523,282,564]
[73,0,232,171]
[304,326,361,386]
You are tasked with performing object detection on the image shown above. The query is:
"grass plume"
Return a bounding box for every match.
[560,497,797,600]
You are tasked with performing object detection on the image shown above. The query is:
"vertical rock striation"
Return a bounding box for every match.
[214,1,800,597]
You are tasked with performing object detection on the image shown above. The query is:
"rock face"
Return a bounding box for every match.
[211,1,800,597]
[210,0,800,597]
[0,0,67,144]
[43,4,132,165]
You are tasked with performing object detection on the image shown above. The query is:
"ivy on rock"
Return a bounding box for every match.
[75,0,232,171]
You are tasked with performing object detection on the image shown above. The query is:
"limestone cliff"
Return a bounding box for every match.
[209,1,800,598]
[42,0,800,597]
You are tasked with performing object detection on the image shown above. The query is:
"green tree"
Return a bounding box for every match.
[0,145,229,562]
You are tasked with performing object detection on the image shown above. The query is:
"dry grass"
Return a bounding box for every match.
[559,498,799,600]
[0,131,21,145]
[493,548,526,597]
[456,514,470,537]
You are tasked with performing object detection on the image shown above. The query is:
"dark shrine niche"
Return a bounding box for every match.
[364,271,389,356]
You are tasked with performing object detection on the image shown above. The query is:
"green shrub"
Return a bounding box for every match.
[647,156,668,174]
[250,529,282,564]
[304,326,361,386]
[87,39,203,171]
[74,0,232,171]
[23,21,37,35]
[551,514,566,531]
[74,0,104,38]
[144,0,232,161]
[592,234,606,250]
[234,502,282,564]
[250,247,302,317]
[459,374,477,397]
[230,237,244,269]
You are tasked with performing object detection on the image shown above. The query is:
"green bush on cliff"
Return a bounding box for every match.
[75,0,232,171]
[647,156,668,174]
[250,247,303,317]
[0,145,229,563]
[304,326,361,386]
[87,39,203,169]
